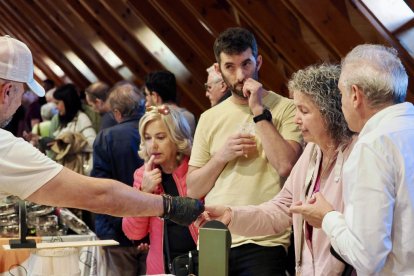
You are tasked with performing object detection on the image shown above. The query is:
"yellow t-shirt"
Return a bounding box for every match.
[190,92,302,248]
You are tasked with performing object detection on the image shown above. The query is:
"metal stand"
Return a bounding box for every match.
[199,220,232,276]
[9,200,36,248]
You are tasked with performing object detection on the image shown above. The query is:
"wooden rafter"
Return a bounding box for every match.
[0,1,89,87]
[30,0,123,85]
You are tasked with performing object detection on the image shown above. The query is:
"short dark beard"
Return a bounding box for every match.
[220,66,259,99]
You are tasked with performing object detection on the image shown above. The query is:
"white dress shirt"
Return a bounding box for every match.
[322,102,414,275]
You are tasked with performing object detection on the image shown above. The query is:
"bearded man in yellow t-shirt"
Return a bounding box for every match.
[187,27,303,276]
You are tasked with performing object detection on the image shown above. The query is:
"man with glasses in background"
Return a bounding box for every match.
[205,64,231,107]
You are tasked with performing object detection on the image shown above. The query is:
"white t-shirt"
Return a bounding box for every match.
[0,128,63,200]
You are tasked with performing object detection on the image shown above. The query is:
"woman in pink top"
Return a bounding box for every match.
[199,64,356,275]
[122,105,198,275]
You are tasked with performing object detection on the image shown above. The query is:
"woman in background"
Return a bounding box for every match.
[123,105,198,275]
[50,83,96,152]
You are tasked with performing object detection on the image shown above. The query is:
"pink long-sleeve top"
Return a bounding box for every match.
[228,139,356,276]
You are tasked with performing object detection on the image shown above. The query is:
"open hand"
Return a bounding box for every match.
[290,192,334,228]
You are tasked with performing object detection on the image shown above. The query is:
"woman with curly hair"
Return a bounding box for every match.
[122,104,198,275]
[199,64,356,275]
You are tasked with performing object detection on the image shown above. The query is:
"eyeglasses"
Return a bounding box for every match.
[145,104,170,115]
[204,79,223,91]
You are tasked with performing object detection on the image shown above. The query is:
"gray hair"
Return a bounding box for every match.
[341,44,407,107]
[206,64,222,83]
[107,83,142,118]
[288,64,353,144]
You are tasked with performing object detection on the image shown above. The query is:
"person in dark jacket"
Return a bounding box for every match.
[91,81,147,276]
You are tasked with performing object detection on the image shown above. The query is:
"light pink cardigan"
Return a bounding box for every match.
[229,139,356,276]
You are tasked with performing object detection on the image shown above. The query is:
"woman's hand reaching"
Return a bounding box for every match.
[195,205,232,228]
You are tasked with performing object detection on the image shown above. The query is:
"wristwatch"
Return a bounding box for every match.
[253,108,272,123]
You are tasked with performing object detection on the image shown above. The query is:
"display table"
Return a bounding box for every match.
[0,234,109,276]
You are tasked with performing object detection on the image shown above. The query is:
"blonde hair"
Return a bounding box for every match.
[138,105,192,162]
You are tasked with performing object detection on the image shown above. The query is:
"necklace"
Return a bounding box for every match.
[319,150,338,181]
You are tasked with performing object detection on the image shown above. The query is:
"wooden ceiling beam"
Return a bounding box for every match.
[228,0,320,69]
[392,18,414,36]
[0,2,89,87]
[0,22,60,85]
[81,0,209,114]
[180,0,234,36]
[126,0,210,81]
[282,0,364,58]
[78,0,163,75]
[65,0,146,85]
[75,0,207,114]
[148,0,215,66]
[30,0,123,85]
[124,0,210,111]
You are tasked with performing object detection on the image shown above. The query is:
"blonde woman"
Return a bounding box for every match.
[123,105,198,275]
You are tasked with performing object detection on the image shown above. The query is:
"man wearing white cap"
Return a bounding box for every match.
[0,35,204,225]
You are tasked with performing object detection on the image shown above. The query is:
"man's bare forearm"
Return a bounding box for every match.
[255,120,302,177]
[187,155,227,199]
[27,167,163,217]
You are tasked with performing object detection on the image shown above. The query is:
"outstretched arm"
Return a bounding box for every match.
[197,179,294,236]
[27,167,204,225]
[28,167,163,217]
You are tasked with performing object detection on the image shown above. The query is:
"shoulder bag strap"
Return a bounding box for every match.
[163,219,173,273]
[295,143,318,275]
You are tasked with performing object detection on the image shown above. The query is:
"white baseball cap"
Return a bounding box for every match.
[0,35,45,96]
